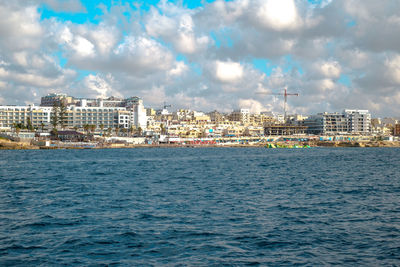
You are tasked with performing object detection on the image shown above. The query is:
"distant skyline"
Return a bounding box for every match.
[0,0,399,117]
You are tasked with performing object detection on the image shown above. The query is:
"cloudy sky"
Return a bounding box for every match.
[0,0,399,117]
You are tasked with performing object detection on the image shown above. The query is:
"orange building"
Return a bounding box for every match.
[395,124,400,136]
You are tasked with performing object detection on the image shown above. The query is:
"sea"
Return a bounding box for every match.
[0,147,399,266]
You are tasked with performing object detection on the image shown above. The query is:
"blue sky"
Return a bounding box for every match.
[1,0,400,117]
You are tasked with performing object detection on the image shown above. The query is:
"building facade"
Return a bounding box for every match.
[304,110,371,135]
[0,105,52,128]
[394,124,400,136]
[2,94,147,130]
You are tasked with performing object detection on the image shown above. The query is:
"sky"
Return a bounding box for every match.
[0,0,400,117]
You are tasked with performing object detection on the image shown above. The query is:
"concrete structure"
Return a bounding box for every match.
[0,105,52,128]
[40,93,74,106]
[344,109,371,134]
[229,109,250,124]
[395,124,400,136]
[2,94,148,130]
[304,110,371,135]
[264,125,307,136]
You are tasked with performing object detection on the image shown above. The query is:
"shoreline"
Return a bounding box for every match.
[1,139,400,150]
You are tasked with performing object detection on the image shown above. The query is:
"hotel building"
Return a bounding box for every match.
[0,94,147,130]
[304,109,371,135]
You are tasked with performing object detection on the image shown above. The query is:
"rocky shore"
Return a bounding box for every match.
[1,138,400,150]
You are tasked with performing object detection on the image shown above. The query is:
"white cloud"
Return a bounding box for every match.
[70,36,95,57]
[0,5,43,50]
[89,25,119,55]
[114,36,174,73]
[169,61,188,77]
[256,0,301,31]
[385,55,400,84]
[1,0,400,116]
[239,99,267,113]
[83,74,121,99]
[214,60,244,83]
[13,52,28,67]
[319,61,341,78]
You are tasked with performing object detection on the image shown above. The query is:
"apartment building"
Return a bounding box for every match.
[394,124,400,136]
[0,105,52,128]
[344,109,371,134]
[304,110,371,135]
[2,94,148,130]
[229,109,250,124]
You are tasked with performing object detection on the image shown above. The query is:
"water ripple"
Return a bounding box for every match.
[0,147,399,265]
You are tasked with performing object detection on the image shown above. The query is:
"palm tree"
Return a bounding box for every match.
[115,127,120,136]
[107,128,112,137]
[137,127,143,136]
[27,117,34,131]
[40,123,45,132]
[100,124,104,136]
[90,125,96,134]
[160,123,166,135]
[83,124,90,135]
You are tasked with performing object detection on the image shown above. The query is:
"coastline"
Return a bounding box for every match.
[1,138,400,150]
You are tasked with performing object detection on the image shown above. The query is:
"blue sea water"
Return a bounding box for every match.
[0,147,399,266]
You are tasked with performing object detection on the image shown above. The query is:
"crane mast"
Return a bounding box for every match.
[257,88,299,122]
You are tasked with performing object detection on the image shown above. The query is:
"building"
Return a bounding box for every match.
[264,125,307,136]
[0,105,52,128]
[304,110,371,135]
[229,109,250,124]
[40,93,74,106]
[2,94,148,130]
[344,109,371,134]
[395,124,400,136]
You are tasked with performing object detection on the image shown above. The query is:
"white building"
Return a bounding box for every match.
[304,109,371,135]
[230,109,250,124]
[1,95,148,130]
[0,105,52,128]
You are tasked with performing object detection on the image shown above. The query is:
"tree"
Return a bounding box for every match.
[115,126,120,136]
[90,125,96,133]
[27,117,34,131]
[107,128,112,137]
[51,103,59,129]
[40,123,45,132]
[137,127,143,136]
[50,128,58,140]
[100,124,104,135]
[160,123,166,135]
[58,102,67,129]
[83,124,90,135]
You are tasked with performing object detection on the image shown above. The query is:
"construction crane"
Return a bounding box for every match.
[257,87,299,122]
